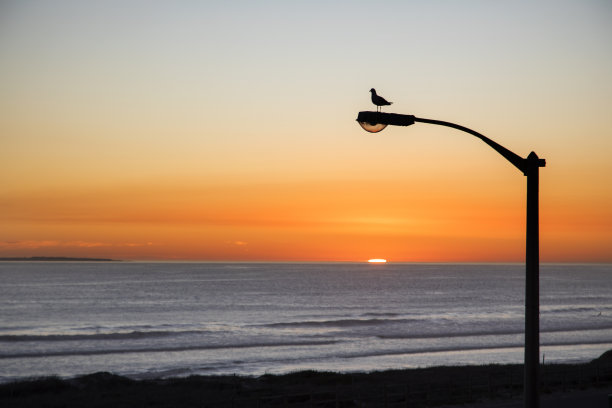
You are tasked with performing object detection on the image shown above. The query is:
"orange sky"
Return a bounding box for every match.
[1,1,611,262]
[2,172,611,262]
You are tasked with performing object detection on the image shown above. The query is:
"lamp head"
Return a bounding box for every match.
[356,111,415,133]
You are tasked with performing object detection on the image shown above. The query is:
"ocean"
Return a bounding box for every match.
[1,262,611,383]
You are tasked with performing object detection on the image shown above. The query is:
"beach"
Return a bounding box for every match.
[3,351,612,407]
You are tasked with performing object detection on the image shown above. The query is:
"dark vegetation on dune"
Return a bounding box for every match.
[2,351,612,407]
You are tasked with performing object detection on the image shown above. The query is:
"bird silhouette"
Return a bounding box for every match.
[370,88,392,112]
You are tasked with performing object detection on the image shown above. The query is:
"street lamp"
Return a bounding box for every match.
[357,110,546,408]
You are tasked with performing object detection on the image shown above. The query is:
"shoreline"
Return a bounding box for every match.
[3,353,612,407]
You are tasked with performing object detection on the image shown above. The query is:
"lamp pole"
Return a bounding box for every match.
[357,111,545,408]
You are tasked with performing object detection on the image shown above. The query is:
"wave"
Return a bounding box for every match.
[541,305,612,315]
[0,340,339,359]
[19,337,606,366]
[360,312,401,317]
[336,339,612,361]
[263,315,612,332]
[262,318,416,329]
[377,324,612,340]
[5,319,612,345]
[0,330,200,342]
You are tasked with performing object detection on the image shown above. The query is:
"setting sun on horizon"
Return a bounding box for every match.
[1,2,611,263]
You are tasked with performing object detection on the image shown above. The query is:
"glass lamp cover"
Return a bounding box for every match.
[358,121,387,133]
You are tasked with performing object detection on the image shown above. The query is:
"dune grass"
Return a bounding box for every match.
[2,352,612,407]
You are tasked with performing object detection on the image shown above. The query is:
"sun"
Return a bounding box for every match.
[367,259,387,263]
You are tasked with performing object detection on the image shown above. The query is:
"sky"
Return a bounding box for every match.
[1,0,611,262]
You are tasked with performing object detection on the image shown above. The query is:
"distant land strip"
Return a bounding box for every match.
[0,257,120,262]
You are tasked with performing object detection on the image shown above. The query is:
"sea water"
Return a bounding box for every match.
[1,262,611,383]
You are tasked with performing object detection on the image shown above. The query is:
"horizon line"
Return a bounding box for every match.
[2,257,611,265]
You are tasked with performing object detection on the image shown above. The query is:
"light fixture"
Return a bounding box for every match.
[356,111,415,133]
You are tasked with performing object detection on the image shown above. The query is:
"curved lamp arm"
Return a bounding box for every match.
[356,111,546,175]
[415,117,541,175]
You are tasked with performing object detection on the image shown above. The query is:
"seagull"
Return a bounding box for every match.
[370,88,392,112]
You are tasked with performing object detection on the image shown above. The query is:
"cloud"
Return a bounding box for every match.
[0,240,153,249]
[0,240,61,249]
[120,242,156,247]
[65,241,112,248]
[225,240,248,247]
